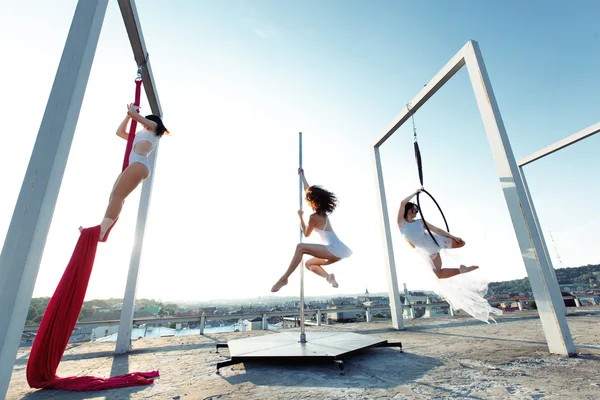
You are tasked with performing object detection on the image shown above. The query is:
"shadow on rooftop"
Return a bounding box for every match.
[219,347,441,389]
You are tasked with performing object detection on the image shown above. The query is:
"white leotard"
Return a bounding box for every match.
[129,129,160,174]
[314,216,352,259]
[132,129,160,151]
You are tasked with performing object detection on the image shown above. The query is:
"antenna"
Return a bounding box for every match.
[549,231,563,268]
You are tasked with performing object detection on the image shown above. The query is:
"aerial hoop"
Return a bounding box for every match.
[416,188,449,248]
[407,103,450,248]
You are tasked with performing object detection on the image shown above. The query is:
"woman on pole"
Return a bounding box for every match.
[271,168,352,293]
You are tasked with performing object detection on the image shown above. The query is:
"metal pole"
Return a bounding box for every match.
[299,132,306,343]
[519,168,566,316]
[372,147,404,329]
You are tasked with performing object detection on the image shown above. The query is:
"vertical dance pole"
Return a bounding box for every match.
[299,132,306,343]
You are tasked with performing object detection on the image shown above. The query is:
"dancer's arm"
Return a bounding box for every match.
[298,210,315,237]
[397,189,421,227]
[424,221,465,245]
[116,118,131,140]
[298,168,310,191]
[127,104,158,132]
[116,103,134,140]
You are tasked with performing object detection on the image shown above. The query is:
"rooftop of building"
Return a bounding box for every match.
[8,306,600,399]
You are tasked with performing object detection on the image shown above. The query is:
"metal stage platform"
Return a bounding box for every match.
[216,331,402,373]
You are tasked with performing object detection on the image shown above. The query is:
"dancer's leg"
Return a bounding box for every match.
[305,257,341,288]
[449,237,479,275]
[450,238,466,248]
[431,253,478,279]
[431,253,459,279]
[98,163,148,240]
[271,244,339,292]
[105,163,148,219]
[305,257,338,278]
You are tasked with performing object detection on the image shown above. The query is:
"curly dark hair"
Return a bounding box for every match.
[305,185,338,214]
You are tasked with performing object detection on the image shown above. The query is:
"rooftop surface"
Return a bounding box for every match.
[9,307,600,399]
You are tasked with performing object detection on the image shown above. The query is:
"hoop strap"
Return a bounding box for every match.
[414,141,424,188]
[416,188,449,248]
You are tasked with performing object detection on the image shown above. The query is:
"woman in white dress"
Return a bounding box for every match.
[271,168,352,293]
[398,189,478,278]
[397,189,502,323]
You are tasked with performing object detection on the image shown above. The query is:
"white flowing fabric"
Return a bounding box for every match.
[414,247,503,324]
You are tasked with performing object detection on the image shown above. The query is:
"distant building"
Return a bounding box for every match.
[327,298,362,321]
[247,317,263,331]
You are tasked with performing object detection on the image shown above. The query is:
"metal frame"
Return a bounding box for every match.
[372,40,576,356]
[0,1,162,396]
[518,122,600,167]
[516,121,600,320]
[115,0,163,355]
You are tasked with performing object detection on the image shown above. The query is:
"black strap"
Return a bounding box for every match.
[414,141,424,188]
[416,189,449,248]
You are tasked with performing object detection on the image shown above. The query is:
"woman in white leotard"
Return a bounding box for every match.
[80,103,168,241]
[271,168,352,292]
[398,189,478,279]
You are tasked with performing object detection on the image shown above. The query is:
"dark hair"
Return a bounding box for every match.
[145,114,169,137]
[404,201,418,219]
[305,185,338,215]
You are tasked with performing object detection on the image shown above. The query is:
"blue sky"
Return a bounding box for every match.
[1,0,598,302]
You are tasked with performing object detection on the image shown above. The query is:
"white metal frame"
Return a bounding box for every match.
[516,121,600,318]
[0,0,162,396]
[114,0,163,355]
[372,40,576,356]
[518,122,600,167]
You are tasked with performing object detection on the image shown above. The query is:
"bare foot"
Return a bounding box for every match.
[327,273,339,288]
[271,278,288,293]
[459,265,479,274]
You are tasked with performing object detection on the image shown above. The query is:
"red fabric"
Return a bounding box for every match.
[122,79,143,172]
[26,78,159,391]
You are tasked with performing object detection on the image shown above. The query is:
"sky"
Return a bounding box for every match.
[0,0,598,303]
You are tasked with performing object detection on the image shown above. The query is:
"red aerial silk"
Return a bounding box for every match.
[26,79,159,391]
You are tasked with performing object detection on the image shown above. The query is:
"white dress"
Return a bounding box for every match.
[314,216,352,259]
[400,219,452,256]
[400,219,502,324]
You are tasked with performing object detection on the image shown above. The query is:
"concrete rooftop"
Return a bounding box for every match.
[8,307,600,399]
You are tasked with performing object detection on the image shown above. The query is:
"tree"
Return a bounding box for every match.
[78,304,95,321]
